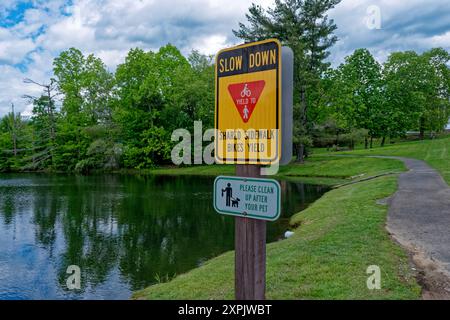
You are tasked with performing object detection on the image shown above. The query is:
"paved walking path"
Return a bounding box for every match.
[380,157,450,274]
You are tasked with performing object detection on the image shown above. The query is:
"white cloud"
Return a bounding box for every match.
[192,35,229,56]
[0,65,39,115]
[95,49,129,68]
[0,27,36,64]
[428,31,450,48]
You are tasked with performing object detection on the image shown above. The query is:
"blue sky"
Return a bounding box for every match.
[1,0,450,116]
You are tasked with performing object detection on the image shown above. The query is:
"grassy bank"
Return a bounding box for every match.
[134,175,420,299]
[139,156,406,186]
[337,135,450,184]
[278,156,404,179]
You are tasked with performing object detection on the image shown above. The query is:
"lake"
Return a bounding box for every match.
[0,173,329,300]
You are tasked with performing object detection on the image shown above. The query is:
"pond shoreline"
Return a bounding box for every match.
[0,164,349,187]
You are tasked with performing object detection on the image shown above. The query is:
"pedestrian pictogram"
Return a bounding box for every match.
[228,81,266,123]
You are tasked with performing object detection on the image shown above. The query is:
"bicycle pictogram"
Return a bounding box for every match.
[240,84,251,98]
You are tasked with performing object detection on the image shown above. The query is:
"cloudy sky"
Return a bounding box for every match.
[0,0,449,116]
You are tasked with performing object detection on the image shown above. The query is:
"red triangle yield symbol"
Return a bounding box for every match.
[228,80,266,123]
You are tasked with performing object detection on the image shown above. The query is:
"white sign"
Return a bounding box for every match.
[213,176,281,221]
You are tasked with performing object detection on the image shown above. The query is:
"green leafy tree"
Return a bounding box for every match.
[162,50,215,131]
[123,127,171,169]
[114,48,160,168]
[53,48,115,170]
[382,51,425,141]
[53,48,86,119]
[333,49,384,148]
[0,108,30,170]
[421,48,450,135]
[383,48,450,139]
[114,45,204,169]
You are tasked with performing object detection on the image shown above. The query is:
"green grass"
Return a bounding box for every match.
[144,164,234,176]
[134,176,420,300]
[278,156,405,180]
[336,135,450,184]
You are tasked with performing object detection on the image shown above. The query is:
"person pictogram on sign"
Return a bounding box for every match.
[243,105,249,120]
[222,183,233,207]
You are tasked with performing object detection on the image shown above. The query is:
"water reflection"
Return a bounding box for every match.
[0,173,329,299]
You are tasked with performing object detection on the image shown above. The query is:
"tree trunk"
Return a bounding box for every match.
[381,136,386,147]
[364,137,368,149]
[296,85,307,163]
[47,86,56,168]
[370,136,373,149]
[335,132,339,149]
[419,116,425,140]
[12,135,17,157]
[297,144,304,163]
[11,104,17,157]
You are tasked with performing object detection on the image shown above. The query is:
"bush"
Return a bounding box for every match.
[75,139,123,173]
[123,127,172,169]
[312,125,368,150]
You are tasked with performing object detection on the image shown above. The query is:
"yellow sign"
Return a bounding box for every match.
[215,39,282,164]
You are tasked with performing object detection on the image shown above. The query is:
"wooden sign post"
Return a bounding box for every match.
[235,164,265,300]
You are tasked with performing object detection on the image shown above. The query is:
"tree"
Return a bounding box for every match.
[23,78,59,169]
[187,51,215,128]
[82,54,116,124]
[421,48,450,136]
[114,48,159,114]
[27,95,59,169]
[383,48,450,139]
[113,47,163,168]
[53,48,86,119]
[54,48,114,124]
[333,49,384,148]
[10,104,17,157]
[113,45,206,169]
[164,50,215,130]
[0,107,29,171]
[382,51,425,140]
[234,0,341,162]
[53,48,115,170]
